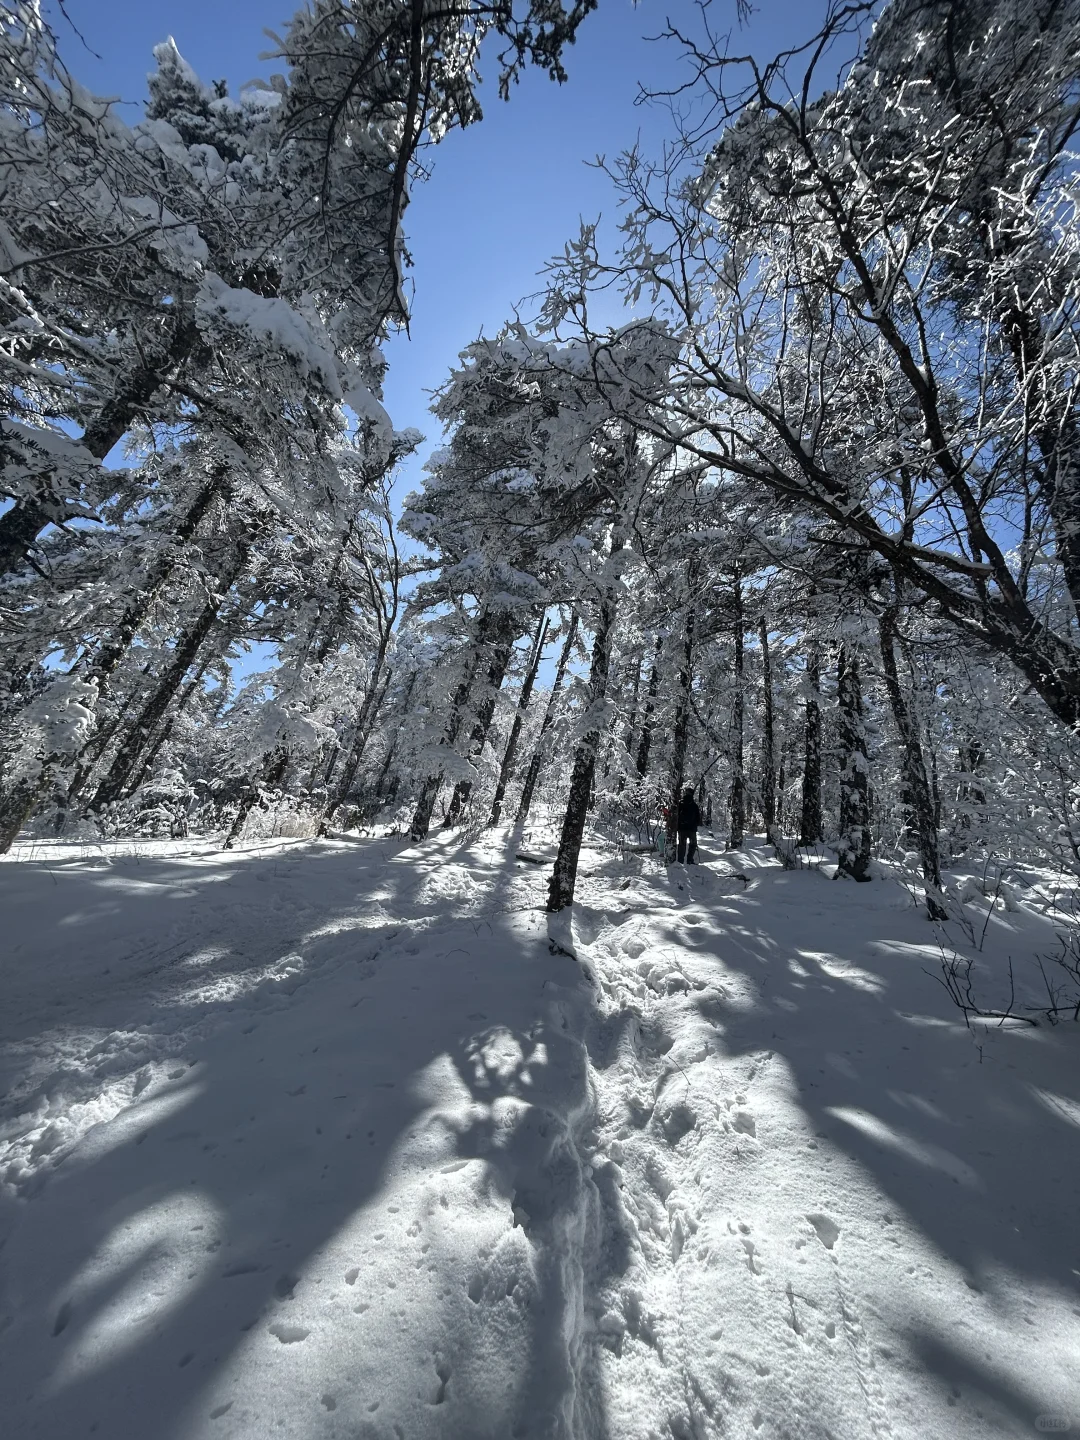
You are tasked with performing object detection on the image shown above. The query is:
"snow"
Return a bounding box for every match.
[196,275,340,397]
[1,832,1078,1438]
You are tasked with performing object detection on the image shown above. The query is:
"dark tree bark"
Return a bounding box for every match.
[634,635,663,777]
[61,665,153,817]
[224,746,289,850]
[0,546,245,854]
[0,774,47,854]
[89,469,227,688]
[60,471,230,810]
[799,646,823,845]
[442,626,517,827]
[954,736,987,855]
[122,656,213,798]
[547,559,623,913]
[489,613,549,826]
[759,615,777,836]
[0,320,200,576]
[728,577,746,849]
[515,612,578,828]
[665,589,696,858]
[322,638,394,827]
[360,670,419,823]
[835,644,873,882]
[879,604,946,918]
[86,541,251,815]
[409,608,504,842]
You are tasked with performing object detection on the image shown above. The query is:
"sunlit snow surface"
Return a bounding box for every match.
[1,832,1078,1438]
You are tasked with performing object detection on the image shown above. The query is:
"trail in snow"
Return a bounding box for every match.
[1,832,1078,1439]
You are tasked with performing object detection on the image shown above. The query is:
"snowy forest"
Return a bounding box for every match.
[3,0,1080,919]
[2,1,1080,1437]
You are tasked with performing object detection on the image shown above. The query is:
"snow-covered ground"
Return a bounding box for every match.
[1,831,1078,1439]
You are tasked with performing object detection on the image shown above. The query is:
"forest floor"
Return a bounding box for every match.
[1,828,1078,1440]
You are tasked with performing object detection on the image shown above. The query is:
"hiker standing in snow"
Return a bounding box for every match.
[676,785,701,864]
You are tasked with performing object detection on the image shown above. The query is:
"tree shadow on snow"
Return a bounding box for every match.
[0,834,616,1440]
[685,863,1080,1431]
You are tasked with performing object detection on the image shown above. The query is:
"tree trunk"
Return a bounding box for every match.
[87,541,250,815]
[489,613,549,826]
[61,472,228,801]
[799,646,823,844]
[548,534,627,913]
[224,746,289,850]
[515,611,578,828]
[360,671,418,822]
[89,469,227,689]
[634,636,663,777]
[835,644,872,882]
[409,609,503,842]
[61,664,153,817]
[954,737,987,855]
[879,606,946,918]
[322,640,393,826]
[665,592,696,858]
[728,579,746,849]
[0,320,201,576]
[442,627,517,827]
[759,615,777,836]
[123,656,213,798]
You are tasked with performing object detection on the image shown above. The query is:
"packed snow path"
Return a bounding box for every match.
[1,833,1078,1439]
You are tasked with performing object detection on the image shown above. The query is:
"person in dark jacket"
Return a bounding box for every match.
[676,786,701,864]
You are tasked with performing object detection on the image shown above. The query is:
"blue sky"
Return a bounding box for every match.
[43,0,828,680]
[47,0,828,491]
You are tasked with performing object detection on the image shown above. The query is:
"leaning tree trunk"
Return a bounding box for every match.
[0,320,201,577]
[86,541,251,816]
[442,625,517,827]
[665,591,696,858]
[515,612,578,828]
[799,646,823,845]
[89,469,227,691]
[410,660,483,842]
[409,608,506,842]
[728,578,746,849]
[224,746,289,850]
[489,613,549,826]
[122,656,214,799]
[61,473,229,810]
[0,481,231,849]
[835,644,873,882]
[360,671,418,822]
[60,663,154,820]
[879,605,946,918]
[321,640,393,829]
[548,531,627,914]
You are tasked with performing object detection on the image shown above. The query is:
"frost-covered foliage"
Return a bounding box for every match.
[0,1,597,852]
[4,0,1080,934]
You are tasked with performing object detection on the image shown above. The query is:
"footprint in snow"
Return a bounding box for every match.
[731,1109,757,1138]
[806,1213,841,1250]
[274,1273,300,1299]
[741,1238,762,1275]
[268,1322,310,1344]
[658,1098,697,1147]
